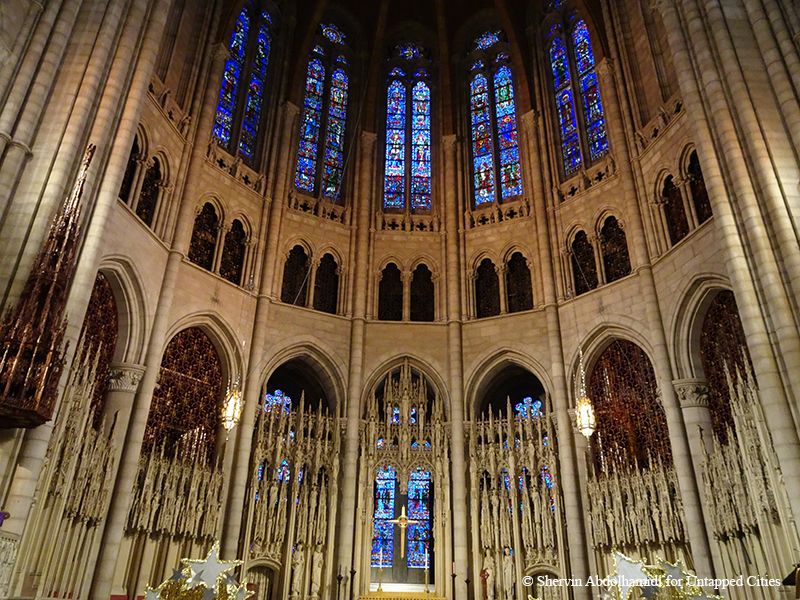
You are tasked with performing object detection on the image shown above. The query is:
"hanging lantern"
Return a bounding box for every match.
[221,379,243,434]
[575,347,596,438]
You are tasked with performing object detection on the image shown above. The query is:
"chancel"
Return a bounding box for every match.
[1,1,799,600]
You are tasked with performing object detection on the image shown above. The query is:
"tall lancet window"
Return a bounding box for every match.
[294,23,351,203]
[546,8,609,177]
[382,44,432,212]
[212,2,274,163]
[468,30,523,207]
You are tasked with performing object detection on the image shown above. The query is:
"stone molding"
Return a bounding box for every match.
[672,378,710,409]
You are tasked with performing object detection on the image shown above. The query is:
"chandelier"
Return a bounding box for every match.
[575,348,596,438]
[221,378,243,435]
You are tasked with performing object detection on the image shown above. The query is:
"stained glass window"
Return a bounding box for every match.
[662,175,689,245]
[295,57,326,193]
[188,203,219,271]
[571,231,598,295]
[407,468,432,568]
[475,258,500,318]
[540,465,554,489]
[322,68,348,201]
[238,16,272,159]
[294,26,350,201]
[514,396,544,419]
[276,459,291,482]
[475,30,501,51]
[600,216,631,283]
[688,151,712,224]
[264,389,292,413]
[213,6,273,162]
[381,47,431,212]
[548,17,608,177]
[494,67,522,198]
[213,9,249,146]
[392,405,401,424]
[469,33,523,206]
[383,79,406,209]
[572,21,608,161]
[411,82,432,210]
[471,73,495,205]
[372,466,396,567]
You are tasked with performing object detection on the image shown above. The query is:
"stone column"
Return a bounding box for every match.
[520,106,591,598]
[594,55,715,577]
[336,131,377,600]
[496,264,507,314]
[221,103,299,559]
[402,269,412,321]
[652,0,800,531]
[90,35,228,600]
[672,379,725,576]
[442,135,468,600]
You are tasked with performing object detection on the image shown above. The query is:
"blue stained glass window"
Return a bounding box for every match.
[514,396,544,419]
[500,468,511,490]
[372,466,396,567]
[397,43,422,59]
[410,81,431,210]
[541,465,554,490]
[475,30,501,51]
[213,8,250,146]
[392,405,401,424]
[550,36,582,175]
[572,20,608,161]
[238,16,272,159]
[383,80,406,209]
[407,469,432,569]
[276,459,291,482]
[321,23,345,45]
[493,66,522,198]
[295,58,326,192]
[471,73,495,205]
[257,461,265,481]
[409,406,418,424]
[265,389,292,413]
[321,68,349,201]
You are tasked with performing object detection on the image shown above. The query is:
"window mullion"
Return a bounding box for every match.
[567,26,590,167]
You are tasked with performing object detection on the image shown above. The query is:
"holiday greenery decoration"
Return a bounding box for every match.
[143,542,252,600]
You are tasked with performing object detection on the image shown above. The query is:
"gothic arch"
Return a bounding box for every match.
[257,339,346,416]
[669,273,732,379]
[281,236,314,260]
[568,321,656,407]
[592,207,625,235]
[499,243,532,265]
[195,193,226,224]
[361,355,450,420]
[410,254,439,277]
[464,349,553,417]
[96,256,149,364]
[469,250,500,272]
[317,244,345,269]
[163,312,244,385]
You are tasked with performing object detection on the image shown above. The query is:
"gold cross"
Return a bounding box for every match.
[388,506,418,558]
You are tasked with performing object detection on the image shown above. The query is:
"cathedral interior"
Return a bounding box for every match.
[1,0,800,599]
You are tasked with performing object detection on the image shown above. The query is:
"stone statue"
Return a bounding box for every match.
[502,546,514,600]
[290,543,305,598]
[310,543,324,599]
[480,547,495,600]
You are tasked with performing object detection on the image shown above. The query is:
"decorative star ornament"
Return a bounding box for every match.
[613,553,649,600]
[183,541,243,592]
[660,558,687,588]
[144,587,161,600]
[640,583,659,599]
[169,568,186,582]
